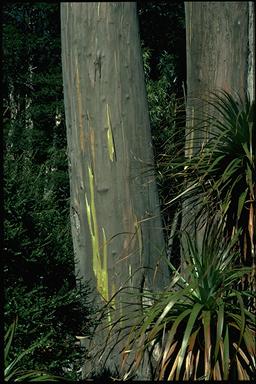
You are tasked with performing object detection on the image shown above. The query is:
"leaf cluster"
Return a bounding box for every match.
[120,91,255,380]
[4,281,94,380]
[168,91,255,263]
[5,318,71,382]
[122,223,256,380]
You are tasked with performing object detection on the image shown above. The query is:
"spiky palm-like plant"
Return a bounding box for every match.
[168,90,255,284]
[121,222,256,380]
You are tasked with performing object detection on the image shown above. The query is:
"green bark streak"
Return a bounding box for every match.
[86,165,109,302]
[106,104,115,162]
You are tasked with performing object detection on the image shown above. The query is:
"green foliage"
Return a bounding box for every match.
[3,2,65,164]
[119,91,255,380]
[122,222,256,380]
[4,146,94,378]
[4,148,72,289]
[139,0,186,197]
[5,319,67,382]
[4,282,94,380]
[138,1,185,90]
[4,145,95,378]
[143,48,181,144]
[168,91,255,265]
[142,47,186,257]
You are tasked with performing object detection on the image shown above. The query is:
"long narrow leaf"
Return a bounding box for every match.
[202,310,211,379]
[214,303,224,363]
[223,325,230,380]
[176,303,203,379]
[162,307,192,366]
[4,319,17,366]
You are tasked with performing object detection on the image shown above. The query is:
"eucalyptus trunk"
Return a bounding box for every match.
[182,2,254,251]
[61,2,169,377]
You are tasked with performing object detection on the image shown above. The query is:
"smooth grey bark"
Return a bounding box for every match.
[185,1,249,153]
[185,2,250,95]
[182,2,254,255]
[61,2,169,378]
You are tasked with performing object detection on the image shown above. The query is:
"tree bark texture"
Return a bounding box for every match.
[61,2,169,377]
[182,2,253,255]
[185,2,250,103]
[185,1,250,155]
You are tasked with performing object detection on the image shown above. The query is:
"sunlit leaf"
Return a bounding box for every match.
[176,303,203,379]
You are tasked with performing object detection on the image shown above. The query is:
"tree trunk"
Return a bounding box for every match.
[182,2,254,253]
[185,2,250,103]
[61,2,169,377]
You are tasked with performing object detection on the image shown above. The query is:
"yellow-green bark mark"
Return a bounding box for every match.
[106,103,115,161]
[129,264,132,284]
[85,166,109,302]
[101,227,109,301]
